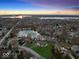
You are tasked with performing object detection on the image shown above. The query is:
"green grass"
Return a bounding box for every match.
[25,42,52,59]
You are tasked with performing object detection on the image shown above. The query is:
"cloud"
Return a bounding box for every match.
[67,7,79,11]
[20,0,79,6]
[19,0,79,10]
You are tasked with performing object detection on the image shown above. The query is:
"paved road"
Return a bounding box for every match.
[14,53,18,59]
[54,39,75,59]
[6,24,44,59]
[0,21,19,45]
[68,52,75,59]
[0,20,44,59]
[18,46,44,59]
[7,39,44,59]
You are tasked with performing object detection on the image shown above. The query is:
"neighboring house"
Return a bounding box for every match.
[36,41,48,47]
[71,45,79,58]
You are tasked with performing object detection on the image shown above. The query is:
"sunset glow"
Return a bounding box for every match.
[0,0,79,15]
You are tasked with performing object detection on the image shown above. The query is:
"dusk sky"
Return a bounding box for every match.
[0,0,79,15]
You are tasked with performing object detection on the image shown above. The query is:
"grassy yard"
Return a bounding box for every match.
[25,42,53,59]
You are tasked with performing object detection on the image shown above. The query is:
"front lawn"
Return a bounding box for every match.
[25,42,53,59]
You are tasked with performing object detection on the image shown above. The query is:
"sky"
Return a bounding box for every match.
[0,0,79,15]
